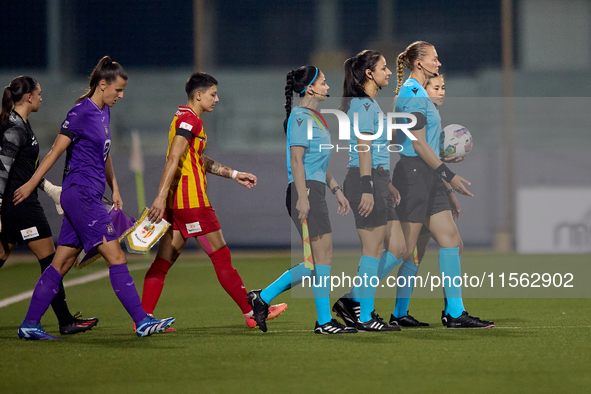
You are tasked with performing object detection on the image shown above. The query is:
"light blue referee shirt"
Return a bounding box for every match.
[286,106,331,184]
[346,97,390,170]
[395,78,441,157]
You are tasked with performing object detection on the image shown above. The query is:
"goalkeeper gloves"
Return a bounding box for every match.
[39,179,64,215]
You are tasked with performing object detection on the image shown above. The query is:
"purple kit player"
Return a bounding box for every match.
[13,56,175,340]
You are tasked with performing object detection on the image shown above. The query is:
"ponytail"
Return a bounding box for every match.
[339,50,382,113]
[283,65,318,133]
[1,76,38,130]
[76,56,127,104]
[1,87,13,130]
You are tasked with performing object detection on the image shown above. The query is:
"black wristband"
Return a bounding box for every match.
[331,185,342,195]
[360,175,373,194]
[435,163,456,183]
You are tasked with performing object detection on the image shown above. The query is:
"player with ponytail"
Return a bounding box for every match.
[391,41,493,328]
[248,65,355,334]
[0,76,97,335]
[15,56,176,340]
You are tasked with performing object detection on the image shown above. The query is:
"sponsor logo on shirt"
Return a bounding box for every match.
[179,122,193,131]
[106,223,115,235]
[296,118,304,127]
[363,103,371,111]
[62,120,69,129]
[186,221,202,234]
[411,87,419,95]
[21,226,39,240]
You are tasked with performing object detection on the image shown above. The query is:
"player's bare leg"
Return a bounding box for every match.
[0,239,14,265]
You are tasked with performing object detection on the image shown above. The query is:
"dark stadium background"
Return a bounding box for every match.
[1,0,505,73]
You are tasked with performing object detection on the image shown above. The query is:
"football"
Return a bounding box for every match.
[440,124,473,159]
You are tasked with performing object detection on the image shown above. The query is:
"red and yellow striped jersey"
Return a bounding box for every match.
[166,106,210,209]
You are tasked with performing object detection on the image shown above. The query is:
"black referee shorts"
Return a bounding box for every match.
[1,198,53,245]
[392,155,450,224]
[420,224,431,236]
[286,181,332,239]
[344,166,398,230]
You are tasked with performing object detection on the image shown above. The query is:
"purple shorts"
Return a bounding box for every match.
[58,185,118,252]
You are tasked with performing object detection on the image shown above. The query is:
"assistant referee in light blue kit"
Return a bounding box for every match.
[332,50,407,332]
[247,65,355,334]
[392,40,493,328]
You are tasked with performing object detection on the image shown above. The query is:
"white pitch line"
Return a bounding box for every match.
[0,264,148,309]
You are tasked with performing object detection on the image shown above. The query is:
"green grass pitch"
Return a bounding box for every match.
[1,252,590,393]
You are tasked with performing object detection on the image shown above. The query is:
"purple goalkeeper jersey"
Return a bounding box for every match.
[59,98,112,194]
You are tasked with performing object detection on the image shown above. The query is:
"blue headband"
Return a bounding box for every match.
[298,67,318,94]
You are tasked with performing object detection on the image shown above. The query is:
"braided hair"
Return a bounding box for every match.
[395,41,433,95]
[283,65,318,133]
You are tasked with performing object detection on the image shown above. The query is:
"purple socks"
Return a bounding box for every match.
[108,264,147,323]
[25,265,63,325]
